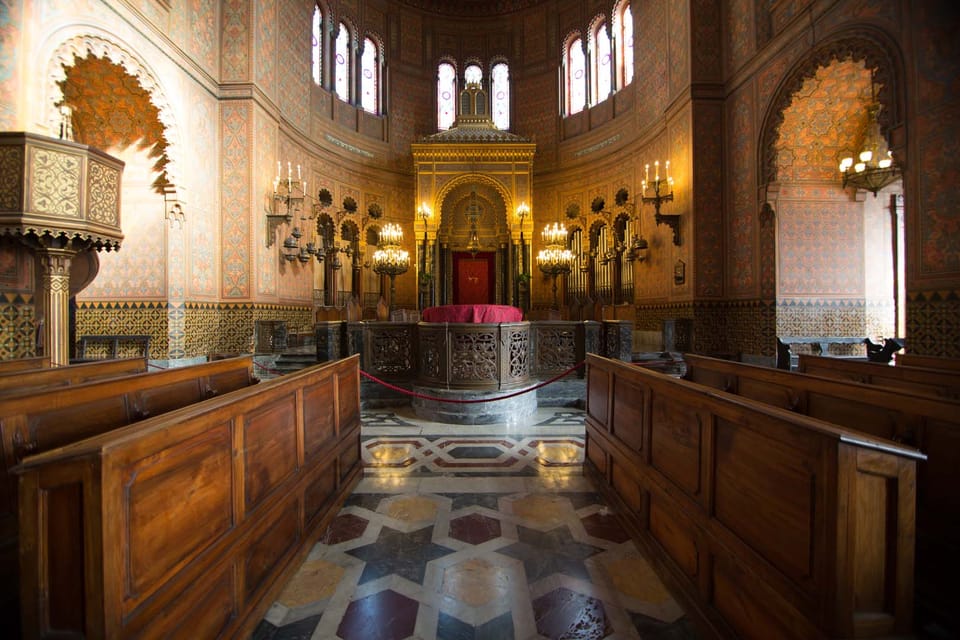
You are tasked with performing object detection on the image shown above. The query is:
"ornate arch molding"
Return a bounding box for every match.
[758,28,904,188]
[45,33,185,215]
[434,173,513,220]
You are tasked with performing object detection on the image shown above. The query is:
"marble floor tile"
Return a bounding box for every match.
[253,406,700,640]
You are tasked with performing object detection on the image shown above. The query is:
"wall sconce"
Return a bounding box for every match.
[267,161,306,248]
[642,160,681,246]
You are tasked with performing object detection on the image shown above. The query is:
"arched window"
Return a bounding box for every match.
[591,21,611,104]
[565,36,586,115]
[360,36,380,114]
[616,1,634,88]
[312,6,322,85]
[437,61,456,130]
[491,61,510,130]
[464,63,483,86]
[335,22,350,101]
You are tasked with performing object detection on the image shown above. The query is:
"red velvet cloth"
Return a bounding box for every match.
[421,304,523,323]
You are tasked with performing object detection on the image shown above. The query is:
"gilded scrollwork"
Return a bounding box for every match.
[30,149,82,218]
[0,146,24,210]
[87,160,120,225]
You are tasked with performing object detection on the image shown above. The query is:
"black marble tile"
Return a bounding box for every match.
[629,611,701,640]
[497,525,602,583]
[347,525,455,584]
[533,587,610,640]
[272,614,322,640]
[447,445,508,459]
[437,611,515,640]
[439,493,502,511]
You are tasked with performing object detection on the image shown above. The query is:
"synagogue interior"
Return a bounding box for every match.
[0,1,958,639]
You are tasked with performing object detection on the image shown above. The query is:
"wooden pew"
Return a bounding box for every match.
[15,355,361,640]
[0,357,148,396]
[0,356,259,635]
[896,353,960,372]
[0,356,49,373]
[683,353,960,634]
[585,354,923,640]
[798,353,960,399]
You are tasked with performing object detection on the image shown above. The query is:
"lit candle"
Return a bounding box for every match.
[303,180,307,196]
[665,160,671,180]
[288,162,292,182]
[654,160,660,182]
[645,163,649,182]
[297,164,302,180]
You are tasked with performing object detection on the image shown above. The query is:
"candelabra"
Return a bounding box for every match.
[372,223,410,314]
[641,160,681,246]
[536,223,576,310]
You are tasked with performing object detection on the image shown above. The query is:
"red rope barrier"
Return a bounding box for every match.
[359,361,585,404]
[253,360,286,376]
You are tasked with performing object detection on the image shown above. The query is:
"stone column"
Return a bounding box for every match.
[36,248,75,366]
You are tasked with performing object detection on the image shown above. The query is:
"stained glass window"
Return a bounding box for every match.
[464,64,482,85]
[491,62,510,129]
[361,37,378,113]
[312,6,322,85]
[594,23,611,102]
[567,37,586,115]
[437,62,456,130]
[619,2,634,87]
[335,22,349,101]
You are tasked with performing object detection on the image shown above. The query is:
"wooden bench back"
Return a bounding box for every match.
[684,352,960,630]
[0,356,49,373]
[586,354,921,640]
[797,353,960,399]
[0,357,148,396]
[0,355,258,635]
[15,356,361,640]
[896,352,960,372]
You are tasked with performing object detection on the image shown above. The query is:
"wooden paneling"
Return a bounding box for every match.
[0,357,146,395]
[303,378,336,456]
[649,495,699,578]
[612,378,645,452]
[14,356,361,640]
[798,354,960,400]
[683,353,955,625]
[713,419,816,584]
[244,394,298,511]
[895,353,960,372]
[584,354,922,639]
[0,356,48,373]
[650,396,703,499]
[123,425,234,601]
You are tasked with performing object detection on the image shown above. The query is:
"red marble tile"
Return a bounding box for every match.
[533,587,611,640]
[321,513,368,545]
[449,512,502,545]
[337,589,418,640]
[581,512,631,543]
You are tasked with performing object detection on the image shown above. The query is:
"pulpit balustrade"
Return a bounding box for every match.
[317,314,632,388]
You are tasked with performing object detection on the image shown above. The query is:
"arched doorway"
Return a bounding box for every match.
[761,37,905,355]
[435,181,512,306]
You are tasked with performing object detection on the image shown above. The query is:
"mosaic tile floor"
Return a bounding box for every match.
[253,407,700,640]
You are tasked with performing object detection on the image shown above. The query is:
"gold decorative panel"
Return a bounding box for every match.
[0,146,23,210]
[29,147,82,218]
[86,160,120,225]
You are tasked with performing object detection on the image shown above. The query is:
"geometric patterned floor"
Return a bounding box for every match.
[253,407,701,640]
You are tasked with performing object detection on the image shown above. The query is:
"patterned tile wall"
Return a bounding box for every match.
[75,301,168,357]
[0,294,36,360]
[907,291,960,358]
[76,301,313,360]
